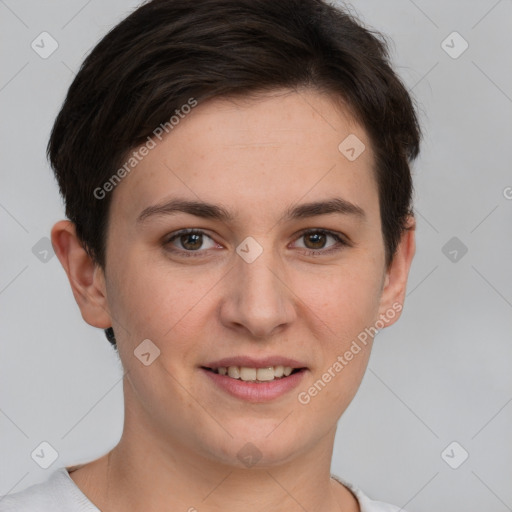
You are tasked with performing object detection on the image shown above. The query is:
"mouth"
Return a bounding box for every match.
[200,357,308,402]
[200,356,308,402]
[201,365,306,383]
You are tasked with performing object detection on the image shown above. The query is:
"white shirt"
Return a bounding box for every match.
[0,467,408,512]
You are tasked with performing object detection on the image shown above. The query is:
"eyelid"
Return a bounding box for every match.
[292,228,349,255]
[164,228,218,256]
[293,227,350,246]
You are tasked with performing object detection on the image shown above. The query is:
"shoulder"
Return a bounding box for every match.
[0,467,99,512]
[331,474,409,512]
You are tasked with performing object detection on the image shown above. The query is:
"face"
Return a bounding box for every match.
[89,89,406,466]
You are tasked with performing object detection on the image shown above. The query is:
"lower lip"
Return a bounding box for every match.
[201,368,307,403]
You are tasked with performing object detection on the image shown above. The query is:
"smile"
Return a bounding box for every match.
[203,365,302,382]
[201,365,307,402]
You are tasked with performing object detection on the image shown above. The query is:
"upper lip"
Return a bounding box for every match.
[202,356,307,369]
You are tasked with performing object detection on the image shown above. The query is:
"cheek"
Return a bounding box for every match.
[105,254,219,354]
[298,258,383,342]
[295,268,379,417]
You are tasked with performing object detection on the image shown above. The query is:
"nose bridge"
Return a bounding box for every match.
[222,235,295,338]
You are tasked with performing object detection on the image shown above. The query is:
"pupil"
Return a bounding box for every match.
[182,233,201,250]
[306,233,325,249]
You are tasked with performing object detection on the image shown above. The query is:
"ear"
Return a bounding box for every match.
[51,220,112,329]
[377,215,416,327]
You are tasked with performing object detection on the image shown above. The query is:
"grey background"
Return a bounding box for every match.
[1,1,511,510]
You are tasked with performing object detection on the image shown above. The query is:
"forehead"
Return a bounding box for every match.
[110,89,379,227]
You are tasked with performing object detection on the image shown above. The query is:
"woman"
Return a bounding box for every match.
[1,0,420,510]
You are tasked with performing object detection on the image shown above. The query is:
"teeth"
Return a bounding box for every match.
[274,365,284,378]
[212,365,296,382]
[239,367,257,381]
[256,367,275,381]
[227,366,240,379]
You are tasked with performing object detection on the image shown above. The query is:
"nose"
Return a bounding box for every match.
[219,241,296,340]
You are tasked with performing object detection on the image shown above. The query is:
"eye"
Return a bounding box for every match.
[165,229,217,257]
[292,229,348,256]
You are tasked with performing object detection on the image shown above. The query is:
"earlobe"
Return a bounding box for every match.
[377,216,416,326]
[51,220,112,329]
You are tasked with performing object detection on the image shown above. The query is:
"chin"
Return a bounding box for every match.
[203,424,307,469]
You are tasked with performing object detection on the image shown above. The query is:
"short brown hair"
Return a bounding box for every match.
[48,0,421,273]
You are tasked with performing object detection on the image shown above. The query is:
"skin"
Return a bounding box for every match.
[52,88,415,512]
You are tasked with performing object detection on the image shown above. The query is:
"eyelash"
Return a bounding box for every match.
[164,228,349,258]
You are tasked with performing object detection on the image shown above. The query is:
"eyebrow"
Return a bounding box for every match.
[136,197,366,224]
